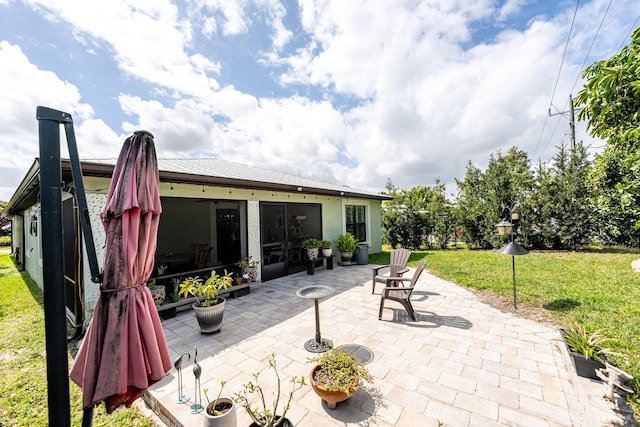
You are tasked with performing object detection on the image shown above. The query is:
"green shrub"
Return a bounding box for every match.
[0,235,10,246]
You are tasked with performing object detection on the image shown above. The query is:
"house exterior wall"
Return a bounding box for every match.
[11,213,24,269]
[22,204,43,290]
[369,201,383,253]
[16,176,385,322]
[83,184,108,320]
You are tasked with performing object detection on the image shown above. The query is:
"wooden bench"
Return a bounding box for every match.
[150,262,250,318]
[155,282,252,319]
[307,255,334,275]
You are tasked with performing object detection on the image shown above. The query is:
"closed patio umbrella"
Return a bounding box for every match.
[70,130,171,413]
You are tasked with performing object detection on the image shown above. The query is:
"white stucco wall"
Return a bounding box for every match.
[82,190,108,322]
[23,204,43,289]
[21,176,384,322]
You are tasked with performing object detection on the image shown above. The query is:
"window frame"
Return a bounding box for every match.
[344,203,369,243]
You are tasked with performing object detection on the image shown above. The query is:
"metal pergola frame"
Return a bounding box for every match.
[37,106,102,426]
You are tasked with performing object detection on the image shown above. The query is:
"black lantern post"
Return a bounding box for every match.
[496,203,528,309]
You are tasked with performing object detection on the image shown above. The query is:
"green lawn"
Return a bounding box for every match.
[371,247,640,414]
[3,246,639,421]
[0,250,158,426]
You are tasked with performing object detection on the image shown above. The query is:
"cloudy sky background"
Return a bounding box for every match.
[1,0,639,203]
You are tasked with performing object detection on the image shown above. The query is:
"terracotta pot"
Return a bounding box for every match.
[309,365,357,410]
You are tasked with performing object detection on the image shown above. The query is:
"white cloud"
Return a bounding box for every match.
[2,0,639,204]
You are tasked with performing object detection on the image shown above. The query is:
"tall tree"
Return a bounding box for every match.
[382,181,451,250]
[455,147,534,249]
[549,143,595,249]
[575,26,640,246]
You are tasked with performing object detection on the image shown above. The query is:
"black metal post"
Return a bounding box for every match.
[511,255,517,309]
[37,106,103,427]
[37,106,71,427]
[314,299,321,343]
[64,121,102,284]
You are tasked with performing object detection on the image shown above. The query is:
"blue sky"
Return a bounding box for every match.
[1,0,639,202]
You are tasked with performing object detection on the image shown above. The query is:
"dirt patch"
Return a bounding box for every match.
[465,286,559,328]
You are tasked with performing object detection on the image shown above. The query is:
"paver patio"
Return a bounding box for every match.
[144,263,614,426]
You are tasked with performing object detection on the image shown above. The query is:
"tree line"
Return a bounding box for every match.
[382,27,640,251]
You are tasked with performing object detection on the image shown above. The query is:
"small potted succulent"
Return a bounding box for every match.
[302,238,322,260]
[178,270,233,334]
[308,348,373,409]
[234,353,306,426]
[203,381,237,427]
[319,240,333,258]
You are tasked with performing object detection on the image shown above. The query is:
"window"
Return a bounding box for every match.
[345,205,366,242]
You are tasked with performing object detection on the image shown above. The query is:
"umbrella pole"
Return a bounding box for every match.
[37,106,72,427]
[82,408,94,427]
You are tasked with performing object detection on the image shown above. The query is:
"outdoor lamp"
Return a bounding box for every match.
[496,220,513,236]
[496,203,528,309]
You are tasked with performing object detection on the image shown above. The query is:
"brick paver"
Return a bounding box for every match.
[144,264,613,426]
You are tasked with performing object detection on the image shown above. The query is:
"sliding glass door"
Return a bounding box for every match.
[260,202,321,281]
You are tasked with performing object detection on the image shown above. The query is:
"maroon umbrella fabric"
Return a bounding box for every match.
[70,131,171,412]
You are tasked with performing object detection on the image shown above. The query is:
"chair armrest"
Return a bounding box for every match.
[382,285,412,295]
[372,265,390,274]
[384,275,410,283]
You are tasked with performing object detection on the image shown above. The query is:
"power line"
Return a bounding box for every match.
[617,15,640,51]
[549,0,580,108]
[568,0,613,104]
[533,0,580,159]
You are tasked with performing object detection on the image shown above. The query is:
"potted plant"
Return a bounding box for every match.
[233,272,245,286]
[234,353,306,427]
[239,256,260,282]
[308,348,373,409]
[334,233,359,263]
[319,240,333,258]
[171,277,181,302]
[302,238,322,260]
[203,381,237,427]
[178,270,233,334]
[147,278,165,306]
[560,323,618,380]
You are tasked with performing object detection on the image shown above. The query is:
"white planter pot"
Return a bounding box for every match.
[242,266,257,282]
[307,248,319,260]
[321,248,332,258]
[150,285,165,306]
[203,397,237,427]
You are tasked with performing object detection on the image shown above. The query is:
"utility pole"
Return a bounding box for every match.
[569,94,575,149]
[549,94,576,149]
